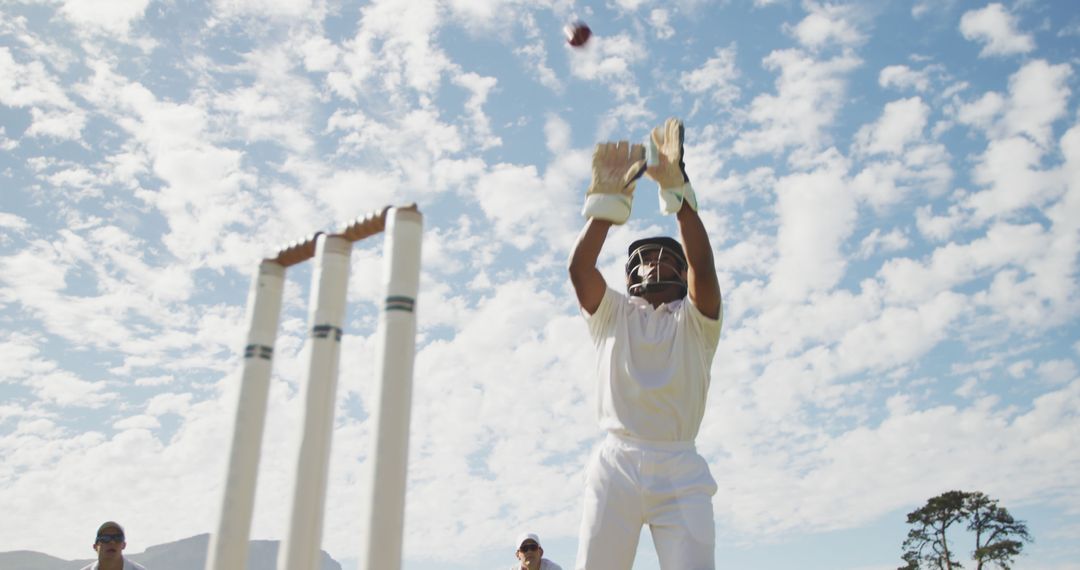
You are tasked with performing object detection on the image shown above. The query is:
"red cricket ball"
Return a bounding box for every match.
[565,21,591,47]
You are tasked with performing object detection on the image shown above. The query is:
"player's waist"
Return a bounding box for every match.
[605,431,696,452]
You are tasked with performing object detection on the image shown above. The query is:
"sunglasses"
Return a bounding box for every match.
[519,543,539,552]
[96,534,125,544]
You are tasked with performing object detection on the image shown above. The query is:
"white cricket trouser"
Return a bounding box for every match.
[575,432,717,570]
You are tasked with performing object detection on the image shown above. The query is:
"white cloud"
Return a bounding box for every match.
[649,9,675,40]
[327,0,453,100]
[788,380,1080,531]
[0,127,16,151]
[74,62,276,270]
[854,97,930,156]
[857,228,910,259]
[682,44,741,111]
[0,212,30,232]
[318,170,404,227]
[878,221,1057,313]
[567,32,648,101]
[769,153,855,301]
[211,0,320,21]
[735,49,861,157]
[366,0,452,95]
[787,1,866,50]
[298,34,340,73]
[915,203,966,242]
[678,124,738,209]
[0,394,238,556]
[1007,359,1033,378]
[473,149,583,251]
[704,339,1080,538]
[0,48,73,109]
[959,3,1035,58]
[31,370,114,408]
[0,222,235,380]
[1002,60,1073,149]
[212,46,320,153]
[596,100,652,143]
[14,418,60,436]
[955,377,979,398]
[515,12,562,92]
[60,0,150,36]
[955,91,1006,132]
[134,375,176,387]
[325,108,472,207]
[452,71,502,150]
[114,414,161,430]
[0,333,52,384]
[1058,20,1080,38]
[0,47,85,141]
[911,0,960,19]
[951,60,1072,223]
[879,64,935,93]
[1037,360,1077,386]
[834,291,967,375]
[851,98,953,209]
[544,113,572,155]
[965,136,1056,222]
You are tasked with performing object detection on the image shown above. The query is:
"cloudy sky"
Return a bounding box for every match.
[2,0,1079,569]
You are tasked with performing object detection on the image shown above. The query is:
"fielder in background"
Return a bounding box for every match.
[80,521,147,570]
[568,118,722,570]
[510,532,563,570]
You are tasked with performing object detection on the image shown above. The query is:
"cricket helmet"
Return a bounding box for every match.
[625,236,688,298]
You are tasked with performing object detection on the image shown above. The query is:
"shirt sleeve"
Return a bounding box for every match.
[684,294,723,352]
[583,286,620,344]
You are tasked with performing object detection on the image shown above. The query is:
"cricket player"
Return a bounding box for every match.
[511,532,564,570]
[79,521,148,570]
[568,118,722,570]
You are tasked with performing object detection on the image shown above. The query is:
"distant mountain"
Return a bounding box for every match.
[0,534,341,570]
[0,550,84,570]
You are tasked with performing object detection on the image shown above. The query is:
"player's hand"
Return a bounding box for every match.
[645,118,698,214]
[645,118,689,189]
[582,141,647,224]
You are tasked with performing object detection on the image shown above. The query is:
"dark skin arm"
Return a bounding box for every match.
[568,218,613,315]
[677,201,721,319]
[570,206,720,318]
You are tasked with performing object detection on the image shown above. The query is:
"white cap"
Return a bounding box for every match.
[516,532,541,549]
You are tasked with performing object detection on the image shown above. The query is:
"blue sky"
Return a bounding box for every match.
[2,1,1079,569]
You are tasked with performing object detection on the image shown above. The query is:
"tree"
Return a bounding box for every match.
[898,490,1032,570]
[900,490,967,569]
[964,492,1033,570]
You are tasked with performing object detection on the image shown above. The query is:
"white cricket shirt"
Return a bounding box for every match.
[584,287,722,442]
[508,558,563,570]
[79,559,147,570]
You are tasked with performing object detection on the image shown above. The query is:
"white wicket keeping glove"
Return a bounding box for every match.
[645,118,698,215]
[582,141,647,224]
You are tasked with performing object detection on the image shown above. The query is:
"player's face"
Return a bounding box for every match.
[94,531,126,561]
[516,540,542,567]
[626,244,688,306]
[636,249,679,281]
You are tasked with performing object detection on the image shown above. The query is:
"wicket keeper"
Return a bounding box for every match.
[568,118,722,570]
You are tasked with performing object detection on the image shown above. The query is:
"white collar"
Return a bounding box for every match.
[628,295,682,313]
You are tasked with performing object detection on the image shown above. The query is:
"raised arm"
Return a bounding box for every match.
[568,219,612,315]
[676,203,721,319]
[569,141,647,315]
[645,117,720,319]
